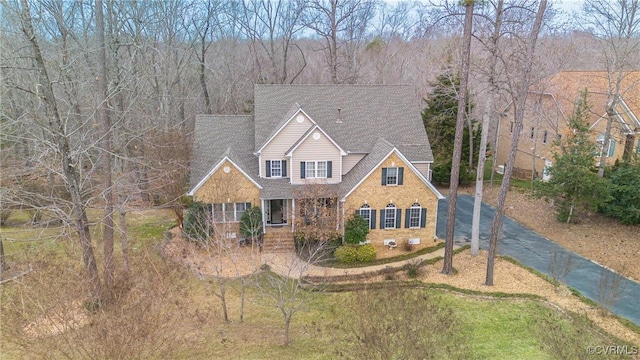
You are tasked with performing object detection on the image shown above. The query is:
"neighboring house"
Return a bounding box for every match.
[495,71,640,179]
[188,85,444,250]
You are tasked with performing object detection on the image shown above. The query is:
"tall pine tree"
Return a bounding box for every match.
[536,90,610,223]
[422,71,479,185]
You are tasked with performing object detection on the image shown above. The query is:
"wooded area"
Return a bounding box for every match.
[1,0,639,297]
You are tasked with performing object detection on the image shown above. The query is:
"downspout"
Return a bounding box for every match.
[434,198,439,241]
[340,199,346,244]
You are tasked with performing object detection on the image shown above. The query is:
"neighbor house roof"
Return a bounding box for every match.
[253,84,434,162]
[531,71,640,131]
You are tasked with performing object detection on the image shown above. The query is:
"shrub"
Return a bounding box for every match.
[239,206,263,242]
[402,240,413,252]
[334,246,358,264]
[344,214,369,245]
[406,260,421,278]
[356,243,376,263]
[183,202,210,243]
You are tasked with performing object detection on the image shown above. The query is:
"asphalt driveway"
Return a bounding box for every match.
[436,195,640,326]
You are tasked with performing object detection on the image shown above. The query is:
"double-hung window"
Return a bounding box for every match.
[409,203,421,228]
[306,161,317,178]
[266,160,286,178]
[381,167,403,186]
[358,204,376,229]
[384,203,396,229]
[386,167,398,185]
[317,161,327,178]
[271,160,282,177]
[302,161,329,178]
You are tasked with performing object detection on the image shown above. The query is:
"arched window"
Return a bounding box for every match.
[384,203,397,229]
[405,202,426,229]
[409,202,421,228]
[359,204,371,227]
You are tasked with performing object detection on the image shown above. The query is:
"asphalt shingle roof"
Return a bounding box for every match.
[190,85,437,198]
[253,84,433,162]
[189,115,256,190]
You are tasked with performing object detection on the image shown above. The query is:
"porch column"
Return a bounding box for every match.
[261,198,266,235]
[291,198,295,232]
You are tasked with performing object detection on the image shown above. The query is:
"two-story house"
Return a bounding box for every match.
[495,71,640,179]
[188,85,444,251]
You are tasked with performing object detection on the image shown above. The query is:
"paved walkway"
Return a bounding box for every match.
[437,195,640,326]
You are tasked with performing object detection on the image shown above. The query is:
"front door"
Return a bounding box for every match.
[268,199,287,225]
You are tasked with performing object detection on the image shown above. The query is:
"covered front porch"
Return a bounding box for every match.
[261,197,341,251]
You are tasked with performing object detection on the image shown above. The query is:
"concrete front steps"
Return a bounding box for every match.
[262,229,295,252]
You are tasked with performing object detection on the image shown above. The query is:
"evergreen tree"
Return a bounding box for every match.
[422,70,479,185]
[535,90,610,223]
[600,161,640,225]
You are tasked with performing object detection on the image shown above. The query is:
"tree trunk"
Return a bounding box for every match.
[239,278,246,322]
[96,0,115,291]
[19,0,102,298]
[219,281,229,323]
[486,0,547,286]
[0,237,7,273]
[471,0,503,256]
[597,107,616,177]
[442,1,474,274]
[119,208,130,276]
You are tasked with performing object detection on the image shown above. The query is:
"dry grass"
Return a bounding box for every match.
[419,249,640,346]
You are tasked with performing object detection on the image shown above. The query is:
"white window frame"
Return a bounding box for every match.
[304,161,327,178]
[270,160,283,178]
[386,167,398,186]
[359,204,371,229]
[409,202,421,228]
[212,203,247,222]
[317,161,327,178]
[607,139,616,157]
[385,203,396,229]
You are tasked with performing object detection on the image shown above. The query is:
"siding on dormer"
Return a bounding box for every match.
[342,153,365,175]
[290,129,342,184]
[260,114,313,177]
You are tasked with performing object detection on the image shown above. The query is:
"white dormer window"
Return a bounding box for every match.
[300,161,332,179]
[271,160,282,177]
[266,160,286,178]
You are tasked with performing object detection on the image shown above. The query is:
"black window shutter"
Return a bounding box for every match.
[246,202,251,209]
[371,210,376,229]
[381,168,387,185]
[266,160,271,177]
[396,209,402,228]
[420,208,427,228]
[379,209,385,229]
[398,167,404,185]
[327,161,332,178]
[405,209,410,228]
[300,162,306,179]
[282,160,287,177]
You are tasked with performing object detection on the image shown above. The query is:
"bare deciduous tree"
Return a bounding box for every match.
[486,0,548,286]
[579,0,640,177]
[442,0,474,275]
